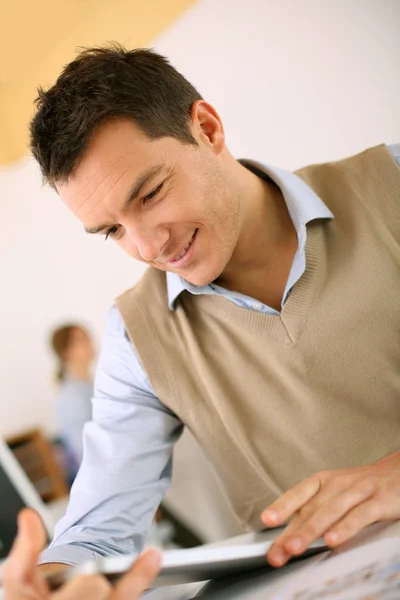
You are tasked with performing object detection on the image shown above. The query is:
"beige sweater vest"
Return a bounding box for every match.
[116,145,400,531]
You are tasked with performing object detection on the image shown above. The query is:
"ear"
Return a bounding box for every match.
[190,100,225,154]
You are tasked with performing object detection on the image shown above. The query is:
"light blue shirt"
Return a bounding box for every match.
[42,145,400,565]
[56,377,93,472]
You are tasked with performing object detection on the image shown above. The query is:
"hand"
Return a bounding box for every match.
[261,450,400,567]
[3,508,161,599]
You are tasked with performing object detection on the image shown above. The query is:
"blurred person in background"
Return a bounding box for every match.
[51,323,197,551]
[50,324,95,482]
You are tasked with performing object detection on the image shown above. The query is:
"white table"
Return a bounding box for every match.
[145,521,400,599]
[0,522,398,599]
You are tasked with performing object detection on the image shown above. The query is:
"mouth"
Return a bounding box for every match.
[167,229,198,268]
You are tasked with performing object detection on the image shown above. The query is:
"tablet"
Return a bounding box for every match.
[47,535,328,590]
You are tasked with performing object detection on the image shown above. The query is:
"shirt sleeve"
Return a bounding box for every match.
[40,305,183,566]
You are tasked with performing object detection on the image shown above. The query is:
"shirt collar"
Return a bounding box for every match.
[167,160,333,310]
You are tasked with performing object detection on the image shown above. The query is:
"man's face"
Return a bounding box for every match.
[56,113,241,286]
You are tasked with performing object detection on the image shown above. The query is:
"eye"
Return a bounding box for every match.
[104,225,120,241]
[142,181,164,204]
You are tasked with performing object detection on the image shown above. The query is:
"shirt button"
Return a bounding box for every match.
[253,302,263,311]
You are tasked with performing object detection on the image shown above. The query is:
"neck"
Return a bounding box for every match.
[65,363,91,380]
[216,160,297,295]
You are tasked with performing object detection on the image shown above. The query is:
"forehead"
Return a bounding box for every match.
[56,119,169,220]
[71,327,88,340]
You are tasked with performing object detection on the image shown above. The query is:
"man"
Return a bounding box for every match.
[6,44,400,595]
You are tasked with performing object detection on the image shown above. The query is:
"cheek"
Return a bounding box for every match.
[162,179,206,222]
[117,236,140,259]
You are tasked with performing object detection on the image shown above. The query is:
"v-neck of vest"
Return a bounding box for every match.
[188,221,326,344]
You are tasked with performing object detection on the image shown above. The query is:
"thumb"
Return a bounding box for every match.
[112,548,162,599]
[6,508,47,583]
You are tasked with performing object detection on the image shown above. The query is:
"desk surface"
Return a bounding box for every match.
[145,521,400,600]
[0,522,398,600]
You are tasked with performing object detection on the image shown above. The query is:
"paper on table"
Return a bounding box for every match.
[276,537,400,600]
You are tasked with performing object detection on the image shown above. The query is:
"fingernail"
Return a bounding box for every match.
[262,509,280,524]
[325,531,339,545]
[143,549,162,567]
[287,538,302,553]
[270,546,287,566]
[17,510,30,539]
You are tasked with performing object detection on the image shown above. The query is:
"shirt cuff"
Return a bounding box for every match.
[39,544,97,567]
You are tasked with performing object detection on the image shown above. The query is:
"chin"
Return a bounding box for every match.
[184,263,224,288]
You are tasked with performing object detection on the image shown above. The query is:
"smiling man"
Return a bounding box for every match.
[13,44,400,588]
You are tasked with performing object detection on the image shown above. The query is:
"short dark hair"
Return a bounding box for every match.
[30,44,202,186]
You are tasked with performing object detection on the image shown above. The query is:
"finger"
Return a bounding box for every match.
[112,548,162,599]
[5,509,47,583]
[324,498,384,547]
[266,472,367,556]
[271,507,314,546]
[269,483,373,565]
[262,473,326,527]
[266,511,310,566]
[265,491,323,567]
[267,513,312,567]
[266,544,292,568]
[267,480,372,567]
[54,575,112,600]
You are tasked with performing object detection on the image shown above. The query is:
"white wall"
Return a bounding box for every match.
[0,158,146,437]
[1,0,399,438]
[155,0,400,166]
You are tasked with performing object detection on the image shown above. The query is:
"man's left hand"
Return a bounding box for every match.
[261,450,400,567]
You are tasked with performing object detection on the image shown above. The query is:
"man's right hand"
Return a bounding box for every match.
[3,508,162,599]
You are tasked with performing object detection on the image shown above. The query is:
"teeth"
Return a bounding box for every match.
[173,239,192,261]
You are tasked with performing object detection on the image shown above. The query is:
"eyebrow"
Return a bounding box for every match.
[84,163,165,235]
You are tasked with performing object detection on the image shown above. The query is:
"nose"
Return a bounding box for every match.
[124,222,169,262]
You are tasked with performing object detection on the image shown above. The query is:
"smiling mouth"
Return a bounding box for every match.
[168,230,196,262]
